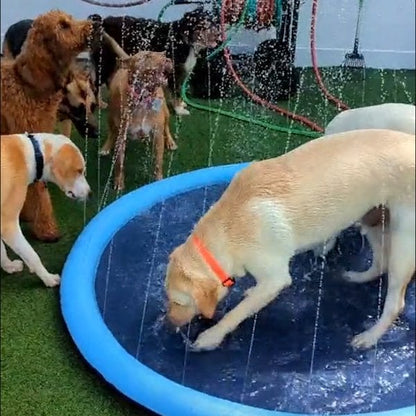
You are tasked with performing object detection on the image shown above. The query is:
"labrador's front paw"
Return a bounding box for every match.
[191,326,225,352]
[351,329,379,349]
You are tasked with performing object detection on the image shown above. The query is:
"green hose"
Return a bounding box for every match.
[158,0,322,139]
[275,0,282,31]
[180,76,320,138]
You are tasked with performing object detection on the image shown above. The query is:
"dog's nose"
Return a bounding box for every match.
[88,189,93,198]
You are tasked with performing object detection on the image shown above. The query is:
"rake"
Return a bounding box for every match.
[343,0,365,68]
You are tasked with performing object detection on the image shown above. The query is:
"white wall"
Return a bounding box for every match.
[0,0,197,37]
[1,0,415,69]
[294,0,415,69]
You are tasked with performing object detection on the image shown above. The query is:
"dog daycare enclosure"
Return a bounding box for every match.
[1,0,415,416]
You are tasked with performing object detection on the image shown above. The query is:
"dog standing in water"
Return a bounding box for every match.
[165,129,414,351]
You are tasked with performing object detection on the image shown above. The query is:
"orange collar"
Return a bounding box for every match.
[192,235,235,288]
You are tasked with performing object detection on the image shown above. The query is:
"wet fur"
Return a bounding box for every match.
[0,11,93,242]
[165,129,415,351]
[100,36,176,190]
[88,8,219,114]
[2,18,98,138]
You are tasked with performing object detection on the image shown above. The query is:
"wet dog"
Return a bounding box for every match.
[88,8,219,115]
[1,133,91,287]
[165,129,415,351]
[2,18,98,138]
[100,34,175,190]
[1,10,96,242]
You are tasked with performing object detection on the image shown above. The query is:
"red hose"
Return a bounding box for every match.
[310,0,349,110]
[257,0,275,29]
[220,1,325,133]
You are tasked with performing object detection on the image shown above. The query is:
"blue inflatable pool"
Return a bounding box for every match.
[61,163,415,416]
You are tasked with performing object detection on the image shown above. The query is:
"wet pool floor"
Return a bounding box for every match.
[95,185,415,414]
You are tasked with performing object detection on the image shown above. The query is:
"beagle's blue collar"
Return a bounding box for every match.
[26,133,44,182]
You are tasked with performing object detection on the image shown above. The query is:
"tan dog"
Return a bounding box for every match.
[98,34,176,190]
[0,10,94,242]
[57,63,98,138]
[1,133,91,287]
[165,129,415,351]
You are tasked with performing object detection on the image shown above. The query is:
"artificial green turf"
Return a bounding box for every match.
[1,68,414,416]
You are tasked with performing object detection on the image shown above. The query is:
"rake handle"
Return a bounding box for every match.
[352,0,365,53]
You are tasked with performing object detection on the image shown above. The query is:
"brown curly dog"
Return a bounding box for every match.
[1,10,93,242]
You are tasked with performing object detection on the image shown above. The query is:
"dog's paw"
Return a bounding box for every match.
[351,329,378,349]
[191,326,225,351]
[3,259,24,274]
[113,178,125,191]
[99,148,110,156]
[43,273,61,288]
[166,139,178,151]
[174,106,190,116]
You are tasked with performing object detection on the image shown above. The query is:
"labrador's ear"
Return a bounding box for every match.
[192,278,218,319]
[361,205,387,227]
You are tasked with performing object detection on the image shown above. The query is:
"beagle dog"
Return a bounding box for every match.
[165,129,415,351]
[1,133,91,287]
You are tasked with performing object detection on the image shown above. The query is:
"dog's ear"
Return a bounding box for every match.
[87,14,102,23]
[361,205,386,227]
[192,278,218,319]
[15,57,55,91]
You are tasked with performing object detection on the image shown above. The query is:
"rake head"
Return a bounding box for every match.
[343,51,366,68]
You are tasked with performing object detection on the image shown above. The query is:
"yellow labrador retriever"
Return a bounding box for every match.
[1,133,91,287]
[165,129,415,351]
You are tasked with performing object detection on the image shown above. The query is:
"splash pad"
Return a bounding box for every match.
[61,164,415,416]
[66,1,415,415]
